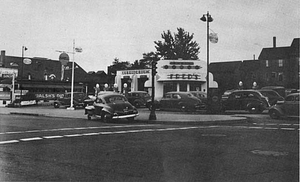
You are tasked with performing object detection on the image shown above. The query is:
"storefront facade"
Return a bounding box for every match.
[115,59,218,98]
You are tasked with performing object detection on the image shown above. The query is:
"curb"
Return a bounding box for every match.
[10,112,45,117]
[7,112,248,125]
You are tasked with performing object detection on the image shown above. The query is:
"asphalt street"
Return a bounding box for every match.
[0,114,298,182]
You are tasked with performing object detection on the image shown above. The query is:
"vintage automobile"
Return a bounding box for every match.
[269,93,299,119]
[258,89,284,106]
[85,92,138,122]
[222,90,270,113]
[126,91,151,108]
[147,91,203,112]
[54,92,88,108]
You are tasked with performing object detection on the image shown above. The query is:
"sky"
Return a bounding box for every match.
[0,0,299,72]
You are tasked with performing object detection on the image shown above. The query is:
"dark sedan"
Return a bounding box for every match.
[222,90,270,113]
[269,93,299,119]
[85,93,138,122]
[148,92,203,112]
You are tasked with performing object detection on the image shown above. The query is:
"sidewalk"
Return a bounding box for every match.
[0,105,248,125]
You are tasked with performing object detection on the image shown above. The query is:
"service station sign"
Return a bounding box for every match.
[157,60,207,82]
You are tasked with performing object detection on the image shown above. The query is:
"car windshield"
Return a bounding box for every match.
[260,91,280,97]
[105,96,127,103]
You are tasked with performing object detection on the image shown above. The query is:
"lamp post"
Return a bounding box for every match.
[56,40,82,110]
[200,11,213,113]
[20,46,27,98]
[149,55,157,120]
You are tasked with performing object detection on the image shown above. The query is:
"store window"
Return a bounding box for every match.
[179,82,187,91]
[163,83,177,94]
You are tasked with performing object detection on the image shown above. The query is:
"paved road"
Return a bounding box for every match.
[0,114,298,181]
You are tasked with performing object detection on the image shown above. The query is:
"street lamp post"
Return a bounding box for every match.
[20,46,27,98]
[149,56,157,120]
[56,40,82,110]
[200,11,213,113]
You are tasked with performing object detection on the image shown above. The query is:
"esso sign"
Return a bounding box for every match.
[23,58,32,65]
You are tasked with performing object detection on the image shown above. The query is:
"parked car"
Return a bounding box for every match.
[126,91,151,108]
[261,86,286,97]
[221,89,235,100]
[85,92,138,122]
[258,89,284,106]
[7,92,38,107]
[54,92,88,108]
[222,90,270,113]
[269,93,299,119]
[189,91,207,109]
[148,92,204,112]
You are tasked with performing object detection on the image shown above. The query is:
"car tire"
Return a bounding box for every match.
[101,113,112,123]
[54,103,60,108]
[269,110,280,119]
[87,114,92,120]
[134,102,140,108]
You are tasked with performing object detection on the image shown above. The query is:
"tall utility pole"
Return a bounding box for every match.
[200,11,213,113]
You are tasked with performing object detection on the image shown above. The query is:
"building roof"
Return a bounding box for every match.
[258,38,299,60]
[210,61,242,73]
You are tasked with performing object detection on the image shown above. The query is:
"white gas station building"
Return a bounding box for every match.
[114,59,218,98]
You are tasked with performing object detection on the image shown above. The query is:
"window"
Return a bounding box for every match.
[278,72,283,81]
[265,73,270,82]
[271,72,276,79]
[278,59,283,67]
[266,60,269,67]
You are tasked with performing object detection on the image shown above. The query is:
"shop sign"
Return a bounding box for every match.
[121,69,150,75]
[168,74,201,80]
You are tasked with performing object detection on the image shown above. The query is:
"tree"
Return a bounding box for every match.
[154,28,200,60]
[108,58,131,75]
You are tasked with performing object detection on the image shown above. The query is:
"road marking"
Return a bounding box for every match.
[64,134,83,137]
[82,133,100,136]
[281,128,296,131]
[43,136,64,139]
[202,134,226,137]
[0,124,161,135]
[20,137,43,141]
[0,124,298,145]
[248,127,264,129]
[0,140,19,144]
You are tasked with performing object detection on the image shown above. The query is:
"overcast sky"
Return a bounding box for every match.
[0,0,299,72]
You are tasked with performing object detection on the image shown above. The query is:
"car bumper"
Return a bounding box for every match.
[112,113,139,119]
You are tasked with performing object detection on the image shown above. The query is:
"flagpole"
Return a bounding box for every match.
[68,40,75,110]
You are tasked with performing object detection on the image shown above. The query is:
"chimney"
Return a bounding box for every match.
[273,36,276,48]
[0,50,5,67]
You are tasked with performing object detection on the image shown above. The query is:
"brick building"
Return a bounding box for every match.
[210,37,299,93]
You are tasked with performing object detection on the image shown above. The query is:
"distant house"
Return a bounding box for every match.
[210,37,299,92]
[258,38,299,89]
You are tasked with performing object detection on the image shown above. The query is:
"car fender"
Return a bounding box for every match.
[269,106,285,116]
[246,102,262,109]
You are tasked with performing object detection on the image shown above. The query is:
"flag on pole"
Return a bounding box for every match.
[75,47,83,53]
[209,33,218,43]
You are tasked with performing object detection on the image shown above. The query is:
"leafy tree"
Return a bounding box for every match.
[108,57,131,75]
[154,28,200,60]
